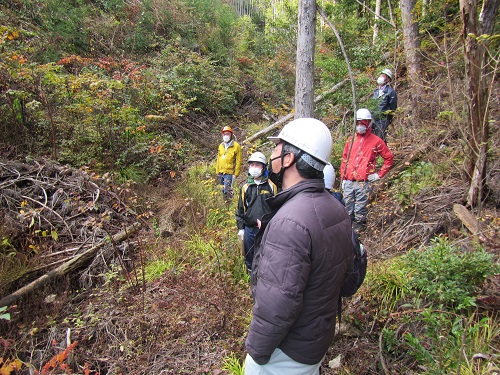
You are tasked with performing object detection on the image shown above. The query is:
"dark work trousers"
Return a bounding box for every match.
[373,118,391,143]
[244,226,259,271]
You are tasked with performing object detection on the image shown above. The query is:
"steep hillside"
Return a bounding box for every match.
[1,0,499,374]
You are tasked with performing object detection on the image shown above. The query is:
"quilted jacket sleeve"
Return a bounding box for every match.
[245,217,311,365]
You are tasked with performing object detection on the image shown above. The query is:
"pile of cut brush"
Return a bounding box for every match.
[0,159,145,307]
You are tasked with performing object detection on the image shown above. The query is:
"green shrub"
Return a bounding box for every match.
[366,257,413,311]
[222,352,244,375]
[143,259,179,282]
[392,161,441,207]
[405,236,499,309]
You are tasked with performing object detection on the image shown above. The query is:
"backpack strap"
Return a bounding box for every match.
[337,295,343,331]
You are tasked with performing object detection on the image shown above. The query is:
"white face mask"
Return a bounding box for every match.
[356,125,367,134]
[377,76,386,86]
[222,135,231,143]
[249,167,263,178]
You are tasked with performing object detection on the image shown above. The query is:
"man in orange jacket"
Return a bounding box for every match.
[340,108,394,232]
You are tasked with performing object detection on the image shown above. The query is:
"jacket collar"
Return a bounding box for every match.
[247,169,270,184]
[266,179,325,211]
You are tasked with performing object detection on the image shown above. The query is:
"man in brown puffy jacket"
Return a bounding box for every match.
[244,118,353,374]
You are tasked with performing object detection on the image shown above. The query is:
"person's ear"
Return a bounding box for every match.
[283,152,295,167]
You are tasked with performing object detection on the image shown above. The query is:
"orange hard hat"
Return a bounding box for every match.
[221,126,233,134]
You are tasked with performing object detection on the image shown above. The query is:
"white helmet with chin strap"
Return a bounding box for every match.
[323,163,335,190]
[248,151,267,165]
[268,118,333,166]
[381,68,393,80]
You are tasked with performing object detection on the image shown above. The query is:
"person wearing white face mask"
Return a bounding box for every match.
[216,126,242,201]
[340,108,394,233]
[372,68,398,143]
[236,152,277,272]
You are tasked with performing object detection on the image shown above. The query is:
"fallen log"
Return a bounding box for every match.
[243,79,348,144]
[0,222,141,307]
[453,204,488,242]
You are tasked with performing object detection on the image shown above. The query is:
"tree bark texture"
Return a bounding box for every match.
[460,0,498,207]
[373,0,381,44]
[400,0,422,96]
[295,0,316,119]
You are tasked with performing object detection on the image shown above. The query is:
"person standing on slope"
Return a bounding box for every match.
[372,68,397,143]
[245,118,353,374]
[236,152,277,272]
[340,108,394,233]
[216,126,242,201]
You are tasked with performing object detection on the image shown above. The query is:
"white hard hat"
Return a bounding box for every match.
[248,151,267,165]
[268,118,333,164]
[323,163,335,190]
[381,68,393,79]
[356,108,372,121]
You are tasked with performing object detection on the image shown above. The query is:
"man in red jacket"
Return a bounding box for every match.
[340,108,394,233]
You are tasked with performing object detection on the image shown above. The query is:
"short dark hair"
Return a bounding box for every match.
[283,143,324,180]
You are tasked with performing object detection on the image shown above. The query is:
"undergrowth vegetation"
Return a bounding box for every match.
[0,0,499,374]
[365,236,499,374]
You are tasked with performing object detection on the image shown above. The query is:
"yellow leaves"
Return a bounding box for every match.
[28,244,39,254]
[0,358,23,375]
[7,30,19,40]
[9,54,27,64]
[145,114,169,121]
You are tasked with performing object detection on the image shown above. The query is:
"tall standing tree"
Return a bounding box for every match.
[460,0,499,208]
[373,0,382,43]
[400,0,422,97]
[294,0,316,118]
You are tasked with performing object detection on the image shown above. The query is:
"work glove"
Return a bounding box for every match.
[367,173,380,182]
[237,229,245,242]
[341,180,347,191]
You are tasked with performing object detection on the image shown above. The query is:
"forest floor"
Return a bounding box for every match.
[0,142,499,374]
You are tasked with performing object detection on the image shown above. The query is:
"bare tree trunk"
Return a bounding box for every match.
[387,0,395,26]
[400,0,422,97]
[244,80,348,143]
[460,0,499,207]
[295,0,316,118]
[373,0,382,44]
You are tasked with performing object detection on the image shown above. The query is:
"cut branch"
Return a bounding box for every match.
[243,80,348,143]
[0,222,141,308]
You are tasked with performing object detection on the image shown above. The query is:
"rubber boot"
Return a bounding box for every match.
[352,220,366,234]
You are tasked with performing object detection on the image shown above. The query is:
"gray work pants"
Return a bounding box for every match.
[342,180,373,223]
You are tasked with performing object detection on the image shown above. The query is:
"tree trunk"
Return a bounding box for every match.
[244,80,348,143]
[387,0,395,26]
[400,0,422,97]
[373,0,381,44]
[295,0,316,118]
[460,0,499,207]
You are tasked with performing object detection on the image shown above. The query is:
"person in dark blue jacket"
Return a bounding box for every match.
[236,152,277,272]
[372,68,397,143]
